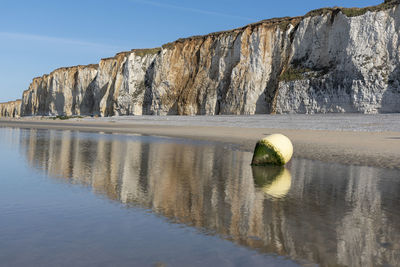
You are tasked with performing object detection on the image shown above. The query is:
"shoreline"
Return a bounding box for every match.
[1,116,400,169]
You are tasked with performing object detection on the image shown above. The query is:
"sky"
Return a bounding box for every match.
[0,0,382,102]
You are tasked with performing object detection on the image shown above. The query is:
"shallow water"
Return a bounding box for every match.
[0,127,399,267]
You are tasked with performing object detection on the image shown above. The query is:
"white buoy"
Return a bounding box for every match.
[251,134,293,166]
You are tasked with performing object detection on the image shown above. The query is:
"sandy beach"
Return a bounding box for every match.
[1,114,400,169]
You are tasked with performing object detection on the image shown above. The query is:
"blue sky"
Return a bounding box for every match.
[0,0,381,102]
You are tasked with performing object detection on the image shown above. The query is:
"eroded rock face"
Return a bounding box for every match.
[1,2,400,118]
[20,65,98,116]
[276,8,400,113]
[0,100,21,118]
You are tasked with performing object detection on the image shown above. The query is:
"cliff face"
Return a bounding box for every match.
[1,1,400,117]
[20,65,98,116]
[0,100,21,117]
[276,6,400,113]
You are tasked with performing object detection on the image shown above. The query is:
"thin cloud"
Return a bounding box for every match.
[0,32,124,50]
[130,0,255,22]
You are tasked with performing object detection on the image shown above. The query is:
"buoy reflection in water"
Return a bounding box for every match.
[252,165,291,199]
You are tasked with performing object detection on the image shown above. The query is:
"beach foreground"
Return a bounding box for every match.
[1,114,400,169]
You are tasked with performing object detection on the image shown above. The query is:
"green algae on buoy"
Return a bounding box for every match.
[252,165,291,198]
[251,134,293,166]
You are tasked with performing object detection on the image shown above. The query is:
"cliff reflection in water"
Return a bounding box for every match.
[18,128,400,267]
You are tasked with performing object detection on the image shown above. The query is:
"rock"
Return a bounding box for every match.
[1,2,400,118]
[0,100,21,118]
[251,134,293,165]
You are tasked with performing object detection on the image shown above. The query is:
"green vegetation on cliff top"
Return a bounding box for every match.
[307,0,399,18]
[132,48,161,57]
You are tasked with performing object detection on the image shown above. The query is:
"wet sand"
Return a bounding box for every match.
[1,115,400,169]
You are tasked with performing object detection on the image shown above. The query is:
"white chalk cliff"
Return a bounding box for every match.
[1,0,400,117]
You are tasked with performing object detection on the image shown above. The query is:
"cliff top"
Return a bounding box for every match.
[306,0,399,17]
[32,64,99,82]
[161,0,399,49]
[0,99,21,105]
[161,16,302,49]
[100,48,162,61]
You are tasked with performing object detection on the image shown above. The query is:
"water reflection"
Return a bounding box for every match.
[14,128,400,266]
[252,166,291,199]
